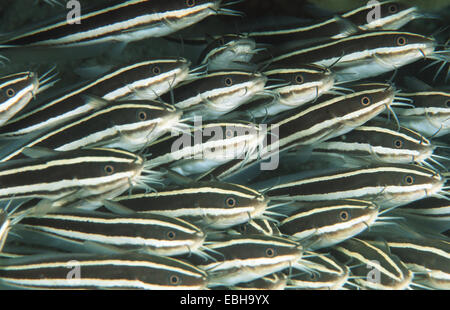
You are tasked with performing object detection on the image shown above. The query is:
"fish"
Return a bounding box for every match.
[309,119,436,167]
[330,238,413,290]
[143,122,266,177]
[241,64,335,118]
[393,91,450,138]
[213,83,396,181]
[228,272,288,290]
[108,181,268,229]
[0,58,190,139]
[382,238,450,290]
[0,252,208,290]
[164,70,268,120]
[261,31,437,83]
[198,34,259,71]
[0,148,150,214]
[0,71,39,127]
[278,199,379,250]
[287,252,349,290]
[2,101,183,161]
[245,1,421,45]
[15,210,206,257]
[0,0,226,48]
[195,235,303,287]
[265,164,447,209]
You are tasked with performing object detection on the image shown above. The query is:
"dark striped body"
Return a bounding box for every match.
[263,31,436,82]
[247,1,419,45]
[166,71,267,120]
[112,182,268,229]
[0,148,144,209]
[385,238,450,289]
[394,91,450,137]
[5,102,182,161]
[278,200,379,250]
[2,0,222,47]
[287,252,349,290]
[311,119,435,165]
[196,235,302,287]
[0,59,190,139]
[266,164,445,208]
[17,210,205,257]
[143,122,266,176]
[0,252,208,289]
[331,238,413,290]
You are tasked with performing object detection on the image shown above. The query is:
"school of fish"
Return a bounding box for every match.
[0,0,448,290]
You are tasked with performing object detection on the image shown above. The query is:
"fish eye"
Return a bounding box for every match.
[265,247,276,257]
[393,139,403,149]
[445,99,450,108]
[169,275,181,285]
[403,175,415,185]
[310,273,318,280]
[186,0,195,7]
[152,66,161,75]
[225,128,234,138]
[339,210,350,221]
[104,165,114,175]
[388,4,398,13]
[294,74,304,84]
[167,231,176,240]
[396,36,407,46]
[224,77,233,86]
[225,197,236,207]
[6,88,15,98]
[137,110,147,121]
[361,96,371,106]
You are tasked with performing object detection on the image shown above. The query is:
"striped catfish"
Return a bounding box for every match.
[109,181,268,229]
[0,0,225,48]
[198,34,259,71]
[330,238,413,290]
[15,210,205,257]
[0,252,208,290]
[393,91,450,138]
[262,31,436,83]
[278,200,380,250]
[0,72,39,127]
[213,83,396,180]
[2,101,183,162]
[194,235,303,287]
[382,238,450,290]
[265,164,446,209]
[245,1,420,45]
[241,65,335,118]
[0,58,190,139]
[393,197,450,232]
[287,252,349,290]
[143,122,266,177]
[0,148,148,212]
[163,71,267,120]
[309,119,436,167]
[229,273,288,290]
